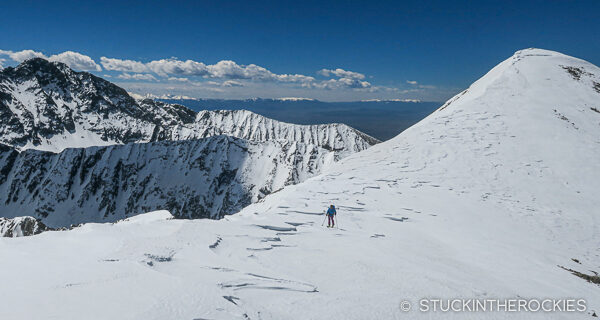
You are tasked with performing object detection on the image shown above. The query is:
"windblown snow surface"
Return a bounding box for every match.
[1,49,599,319]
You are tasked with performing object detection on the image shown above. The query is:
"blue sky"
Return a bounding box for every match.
[1,0,598,101]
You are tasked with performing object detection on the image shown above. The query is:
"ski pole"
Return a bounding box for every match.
[321,211,327,226]
[335,214,340,229]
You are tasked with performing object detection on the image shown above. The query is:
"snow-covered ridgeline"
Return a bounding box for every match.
[0,135,336,228]
[170,109,378,156]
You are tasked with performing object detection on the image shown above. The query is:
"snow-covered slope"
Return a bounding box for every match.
[1,49,598,319]
[0,58,377,154]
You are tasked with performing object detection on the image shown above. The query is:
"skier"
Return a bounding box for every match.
[326,204,337,228]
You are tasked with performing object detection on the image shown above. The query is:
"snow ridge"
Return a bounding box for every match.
[174,109,378,156]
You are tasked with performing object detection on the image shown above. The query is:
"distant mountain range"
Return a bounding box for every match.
[156,97,441,141]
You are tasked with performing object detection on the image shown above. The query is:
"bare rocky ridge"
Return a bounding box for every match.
[0,216,48,237]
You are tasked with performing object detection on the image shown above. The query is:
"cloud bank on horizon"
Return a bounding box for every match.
[0,49,450,101]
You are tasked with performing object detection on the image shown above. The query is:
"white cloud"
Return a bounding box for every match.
[313,68,371,89]
[222,80,244,87]
[100,56,315,85]
[276,73,315,83]
[100,57,148,73]
[2,49,411,95]
[0,49,46,62]
[206,60,291,82]
[147,59,208,77]
[48,51,101,71]
[90,54,369,91]
[318,68,365,80]
[117,73,158,81]
[0,48,452,101]
[0,49,100,71]
[311,78,372,90]
[207,60,251,79]
[168,77,189,82]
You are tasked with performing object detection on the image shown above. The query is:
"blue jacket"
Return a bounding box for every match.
[327,207,336,216]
